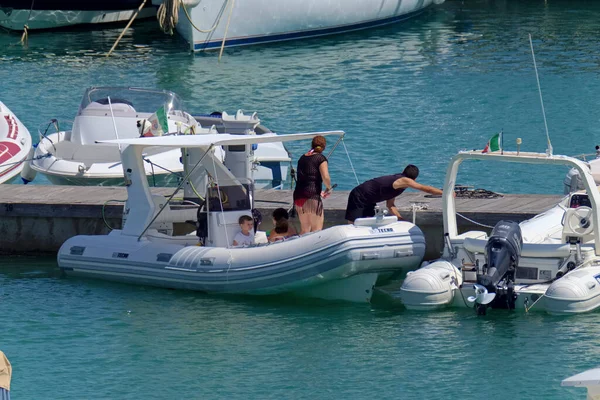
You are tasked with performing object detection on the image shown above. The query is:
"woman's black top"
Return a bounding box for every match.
[293,153,327,201]
[353,173,406,204]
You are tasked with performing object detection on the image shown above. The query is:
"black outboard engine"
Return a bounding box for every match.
[473,220,523,314]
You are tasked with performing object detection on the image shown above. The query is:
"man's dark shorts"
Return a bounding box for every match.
[345,188,376,222]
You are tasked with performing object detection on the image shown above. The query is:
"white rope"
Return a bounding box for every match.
[456,212,494,229]
[106,0,148,57]
[0,153,50,169]
[218,0,236,62]
[157,0,180,35]
[524,293,545,313]
[181,0,229,33]
[341,139,360,185]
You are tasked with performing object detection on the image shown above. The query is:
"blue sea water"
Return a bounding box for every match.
[2,1,600,398]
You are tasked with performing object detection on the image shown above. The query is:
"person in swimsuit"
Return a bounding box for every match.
[345,164,443,223]
[293,135,332,234]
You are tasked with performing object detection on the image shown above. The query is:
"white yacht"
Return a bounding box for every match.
[151,0,445,52]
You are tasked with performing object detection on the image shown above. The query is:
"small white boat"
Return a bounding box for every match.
[152,0,445,52]
[398,149,600,315]
[562,367,600,399]
[0,1,156,30]
[0,102,32,184]
[57,130,426,303]
[23,87,290,188]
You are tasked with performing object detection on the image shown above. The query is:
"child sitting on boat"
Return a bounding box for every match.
[268,208,297,243]
[232,215,255,247]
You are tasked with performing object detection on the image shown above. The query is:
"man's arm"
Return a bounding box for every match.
[386,198,402,220]
[393,177,443,196]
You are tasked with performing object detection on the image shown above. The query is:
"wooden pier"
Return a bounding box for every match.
[0,185,563,259]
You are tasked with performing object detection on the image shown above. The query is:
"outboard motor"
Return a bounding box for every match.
[470,220,523,314]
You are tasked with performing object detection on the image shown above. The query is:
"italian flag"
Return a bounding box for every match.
[482,132,502,153]
[147,105,169,136]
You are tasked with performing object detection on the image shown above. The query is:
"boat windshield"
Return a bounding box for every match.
[206,178,253,212]
[78,87,184,115]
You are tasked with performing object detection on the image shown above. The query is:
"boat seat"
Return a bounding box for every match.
[55,141,122,162]
[82,101,137,115]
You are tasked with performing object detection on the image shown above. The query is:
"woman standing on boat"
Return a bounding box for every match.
[293,135,332,234]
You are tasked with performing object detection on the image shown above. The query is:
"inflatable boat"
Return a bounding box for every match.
[398,150,600,315]
[57,129,426,303]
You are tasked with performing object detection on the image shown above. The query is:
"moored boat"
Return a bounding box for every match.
[0,1,156,30]
[23,87,290,188]
[0,102,32,184]
[57,130,426,303]
[398,149,600,315]
[151,0,445,52]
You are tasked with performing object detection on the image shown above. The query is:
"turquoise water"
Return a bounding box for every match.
[3,1,600,398]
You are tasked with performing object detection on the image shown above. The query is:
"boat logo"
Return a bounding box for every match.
[369,227,393,234]
[3,115,18,140]
[595,274,600,285]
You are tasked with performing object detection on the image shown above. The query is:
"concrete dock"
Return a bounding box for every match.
[0,185,563,259]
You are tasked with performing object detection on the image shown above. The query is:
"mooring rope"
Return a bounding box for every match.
[455,212,494,229]
[106,0,148,57]
[0,153,51,170]
[181,0,229,33]
[157,0,180,35]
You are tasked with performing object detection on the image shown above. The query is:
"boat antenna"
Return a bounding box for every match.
[107,97,122,152]
[528,33,553,156]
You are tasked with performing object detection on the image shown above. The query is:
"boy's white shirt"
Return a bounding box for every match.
[233,231,255,247]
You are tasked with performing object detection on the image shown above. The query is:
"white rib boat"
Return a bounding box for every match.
[22,87,290,188]
[0,102,32,184]
[57,129,426,303]
[152,0,445,52]
[398,150,600,315]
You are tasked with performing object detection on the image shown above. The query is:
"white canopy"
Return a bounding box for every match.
[562,367,600,387]
[97,131,345,148]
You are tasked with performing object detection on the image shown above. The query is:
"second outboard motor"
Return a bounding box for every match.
[470,221,523,314]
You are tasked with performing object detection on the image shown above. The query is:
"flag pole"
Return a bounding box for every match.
[107,97,122,153]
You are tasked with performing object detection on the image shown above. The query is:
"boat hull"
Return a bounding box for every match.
[28,131,288,188]
[58,222,426,303]
[0,7,156,30]
[175,0,441,52]
[0,102,32,184]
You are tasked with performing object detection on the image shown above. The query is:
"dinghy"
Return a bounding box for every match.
[0,102,32,184]
[57,129,426,303]
[23,87,290,188]
[398,150,600,314]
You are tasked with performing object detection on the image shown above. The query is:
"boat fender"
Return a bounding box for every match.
[20,145,37,184]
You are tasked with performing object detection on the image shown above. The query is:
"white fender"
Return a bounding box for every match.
[399,260,461,310]
[20,145,37,184]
